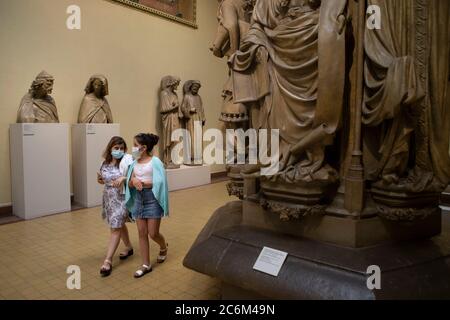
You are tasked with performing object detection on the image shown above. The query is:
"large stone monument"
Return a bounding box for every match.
[184,0,450,299]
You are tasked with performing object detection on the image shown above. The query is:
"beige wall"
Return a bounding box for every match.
[0,0,227,205]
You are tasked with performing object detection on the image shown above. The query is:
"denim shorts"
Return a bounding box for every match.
[132,188,164,220]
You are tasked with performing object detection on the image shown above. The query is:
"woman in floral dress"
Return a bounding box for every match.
[98,136,134,277]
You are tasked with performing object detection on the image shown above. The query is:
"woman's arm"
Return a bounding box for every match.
[128,172,140,189]
[129,172,143,191]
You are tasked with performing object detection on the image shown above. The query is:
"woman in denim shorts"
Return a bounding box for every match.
[127,133,169,278]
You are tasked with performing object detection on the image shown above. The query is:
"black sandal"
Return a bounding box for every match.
[134,264,152,278]
[100,259,113,277]
[119,248,134,260]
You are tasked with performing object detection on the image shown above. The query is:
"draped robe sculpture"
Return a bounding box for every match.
[160,76,183,169]
[363,0,450,199]
[211,0,256,198]
[229,0,347,184]
[212,0,254,126]
[181,80,206,165]
[78,75,113,124]
[17,71,59,123]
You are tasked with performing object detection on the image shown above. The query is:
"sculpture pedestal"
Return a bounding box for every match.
[166,165,211,192]
[9,124,71,220]
[71,124,120,208]
[441,185,450,208]
[183,201,450,299]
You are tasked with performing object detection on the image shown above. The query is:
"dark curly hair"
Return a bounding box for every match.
[134,133,159,155]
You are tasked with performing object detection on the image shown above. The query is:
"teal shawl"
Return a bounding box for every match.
[125,156,169,218]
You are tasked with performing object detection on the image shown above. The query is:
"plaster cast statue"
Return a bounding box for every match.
[17,71,59,123]
[212,0,253,128]
[363,0,450,194]
[78,75,113,124]
[181,80,206,165]
[211,0,255,197]
[229,0,347,183]
[160,75,183,169]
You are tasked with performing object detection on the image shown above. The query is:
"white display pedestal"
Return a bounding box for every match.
[167,165,211,192]
[72,124,120,208]
[10,124,71,220]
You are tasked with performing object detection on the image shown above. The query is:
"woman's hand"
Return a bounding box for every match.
[132,178,143,191]
[97,173,105,185]
[112,177,126,188]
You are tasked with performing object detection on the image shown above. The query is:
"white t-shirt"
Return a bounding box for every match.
[134,160,153,182]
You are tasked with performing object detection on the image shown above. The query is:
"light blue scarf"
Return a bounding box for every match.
[125,156,169,218]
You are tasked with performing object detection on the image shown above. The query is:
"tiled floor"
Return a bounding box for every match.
[0,182,232,300]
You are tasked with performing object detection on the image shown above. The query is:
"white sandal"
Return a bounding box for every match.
[157,244,169,264]
[134,264,152,278]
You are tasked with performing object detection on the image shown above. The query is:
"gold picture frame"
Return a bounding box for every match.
[109,0,198,29]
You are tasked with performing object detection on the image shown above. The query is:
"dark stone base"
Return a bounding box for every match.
[183,201,450,300]
[441,185,450,207]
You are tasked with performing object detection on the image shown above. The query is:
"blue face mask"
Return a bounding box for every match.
[132,147,142,160]
[111,150,125,160]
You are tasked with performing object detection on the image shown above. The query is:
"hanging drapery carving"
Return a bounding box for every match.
[363,0,450,195]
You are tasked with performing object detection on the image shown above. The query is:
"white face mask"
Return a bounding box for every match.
[132,147,142,160]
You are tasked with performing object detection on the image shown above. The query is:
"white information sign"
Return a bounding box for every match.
[253,247,288,277]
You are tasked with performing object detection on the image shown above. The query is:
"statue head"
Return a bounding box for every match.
[30,71,54,99]
[85,75,109,98]
[184,80,202,95]
[161,76,181,92]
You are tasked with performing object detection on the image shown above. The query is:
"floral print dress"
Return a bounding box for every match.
[100,163,128,229]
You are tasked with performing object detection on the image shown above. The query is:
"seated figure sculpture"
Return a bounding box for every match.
[229,0,347,184]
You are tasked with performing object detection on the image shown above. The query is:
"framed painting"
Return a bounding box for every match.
[109,0,198,28]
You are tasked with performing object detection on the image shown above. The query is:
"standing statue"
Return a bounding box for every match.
[211,0,255,198]
[211,0,254,135]
[78,75,113,124]
[229,0,347,184]
[181,80,206,165]
[160,75,183,169]
[17,71,59,123]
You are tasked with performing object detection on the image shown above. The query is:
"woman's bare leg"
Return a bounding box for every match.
[136,219,150,266]
[120,224,133,252]
[101,228,121,270]
[147,219,167,249]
